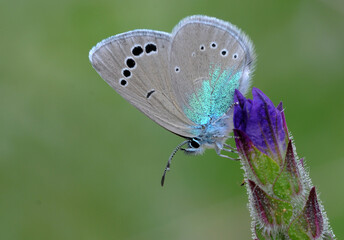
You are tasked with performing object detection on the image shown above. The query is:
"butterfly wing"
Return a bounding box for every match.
[169,15,256,125]
[89,30,196,137]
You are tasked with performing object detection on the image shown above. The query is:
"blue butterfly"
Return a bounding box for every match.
[89,15,255,185]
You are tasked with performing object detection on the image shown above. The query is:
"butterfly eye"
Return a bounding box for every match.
[175,66,180,73]
[189,138,201,148]
[200,45,205,51]
[132,45,143,57]
[233,53,238,59]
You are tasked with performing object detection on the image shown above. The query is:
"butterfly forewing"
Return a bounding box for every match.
[89,30,196,137]
[169,16,255,125]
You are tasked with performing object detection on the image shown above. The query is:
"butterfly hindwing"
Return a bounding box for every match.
[169,16,255,125]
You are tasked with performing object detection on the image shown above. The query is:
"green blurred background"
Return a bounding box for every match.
[1,0,343,239]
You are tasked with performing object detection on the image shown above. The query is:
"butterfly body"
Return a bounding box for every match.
[183,116,233,155]
[89,15,255,184]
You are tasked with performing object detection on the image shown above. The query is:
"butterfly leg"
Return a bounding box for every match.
[222,143,238,154]
[222,147,237,154]
[223,143,237,150]
[215,144,240,161]
[215,149,240,161]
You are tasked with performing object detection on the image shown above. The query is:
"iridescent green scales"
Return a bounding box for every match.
[184,65,242,125]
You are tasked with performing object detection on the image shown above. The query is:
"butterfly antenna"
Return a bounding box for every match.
[161,140,189,187]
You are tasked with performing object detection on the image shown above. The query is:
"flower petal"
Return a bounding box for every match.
[234,89,252,132]
[237,88,286,164]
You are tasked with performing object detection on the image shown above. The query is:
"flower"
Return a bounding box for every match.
[232,88,334,239]
[233,88,286,164]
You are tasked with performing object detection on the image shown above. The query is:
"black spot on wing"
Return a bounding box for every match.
[145,43,157,54]
[132,46,143,56]
[146,89,155,99]
[126,58,136,68]
[122,69,131,77]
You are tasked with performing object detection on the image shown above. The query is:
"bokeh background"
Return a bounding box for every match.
[1,0,343,239]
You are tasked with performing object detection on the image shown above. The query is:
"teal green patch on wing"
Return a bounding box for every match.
[184,65,242,125]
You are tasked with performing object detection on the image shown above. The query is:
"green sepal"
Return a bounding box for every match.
[288,215,312,240]
[247,145,280,186]
[249,180,293,227]
[273,140,302,200]
[288,187,323,240]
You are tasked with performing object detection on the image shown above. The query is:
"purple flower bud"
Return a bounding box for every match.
[234,88,287,164]
[233,88,334,239]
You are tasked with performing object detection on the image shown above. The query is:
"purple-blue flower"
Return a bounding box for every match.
[234,88,287,163]
[232,88,334,239]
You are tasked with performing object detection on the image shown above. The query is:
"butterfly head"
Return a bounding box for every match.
[184,137,205,155]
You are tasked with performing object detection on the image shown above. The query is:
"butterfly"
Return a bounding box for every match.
[89,15,255,186]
